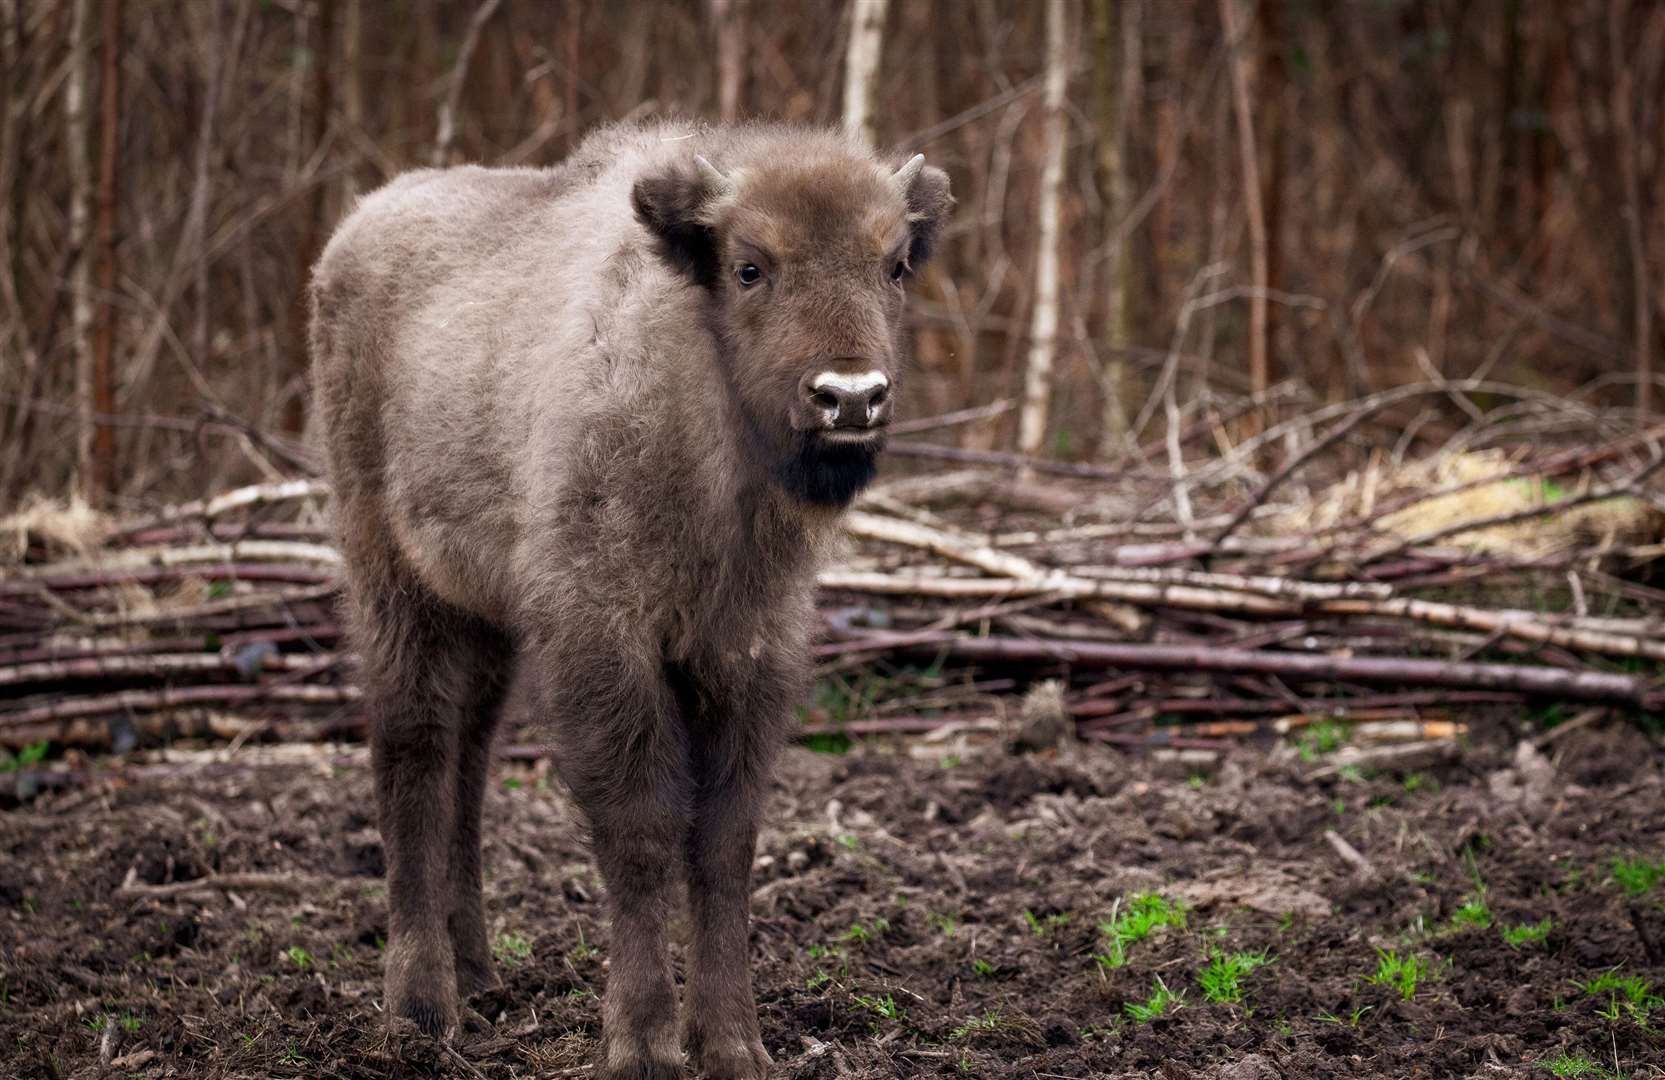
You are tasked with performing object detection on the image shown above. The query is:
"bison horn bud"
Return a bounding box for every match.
[693,155,737,200]
[892,153,926,191]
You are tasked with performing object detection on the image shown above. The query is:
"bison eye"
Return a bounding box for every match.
[889,260,908,283]
[737,263,763,287]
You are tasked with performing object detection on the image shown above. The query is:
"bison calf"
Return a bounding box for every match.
[310,121,950,1079]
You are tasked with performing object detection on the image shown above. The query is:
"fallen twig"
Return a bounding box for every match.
[1305,738,1462,779]
[108,478,330,543]
[116,869,325,899]
[894,635,1647,705]
[1323,829,1375,877]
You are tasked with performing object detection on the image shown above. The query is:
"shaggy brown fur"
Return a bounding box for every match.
[309,120,951,1079]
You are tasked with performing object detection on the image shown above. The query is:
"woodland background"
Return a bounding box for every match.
[3,16,1665,1072]
[1,0,1662,510]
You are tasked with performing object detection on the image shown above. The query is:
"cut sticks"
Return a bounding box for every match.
[888,636,1647,706]
[2,401,1660,759]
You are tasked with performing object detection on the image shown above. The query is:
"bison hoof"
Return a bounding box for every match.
[695,1038,771,1079]
[597,1057,685,1080]
[599,1034,685,1080]
[387,971,459,1039]
[391,994,456,1039]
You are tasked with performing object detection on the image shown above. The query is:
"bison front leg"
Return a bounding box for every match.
[684,775,771,1079]
[541,649,691,1080]
[680,666,790,1080]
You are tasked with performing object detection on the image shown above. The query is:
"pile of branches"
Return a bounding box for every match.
[3,387,1663,763]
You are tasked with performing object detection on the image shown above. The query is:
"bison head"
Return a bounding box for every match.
[632,140,952,506]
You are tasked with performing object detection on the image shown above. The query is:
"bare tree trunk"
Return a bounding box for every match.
[92,0,124,504]
[618,6,648,110]
[1017,0,1070,461]
[709,0,743,123]
[433,0,504,166]
[1197,83,1232,398]
[1609,0,1652,422]
[1645,9,1665,407]
[841,0,890,147]
[0,0,38,501]
[0,0,23,307]
[563,5,580,151]
[341,0,362,202]
[1089,0,1139,451]
[1147,8,1182,327]
[1257,0,1285,385]
[282,0,336,435]
[187,0,227,383]
[66,0,95,500]
[285,0,308,183]
[1220,0,1268,432]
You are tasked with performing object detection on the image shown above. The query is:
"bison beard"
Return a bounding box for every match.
[776,437,880,506]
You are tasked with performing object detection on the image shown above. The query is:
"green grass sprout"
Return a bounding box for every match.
[1093,893,1187,970]
[1197,947,1271,1004]
[1501,917,1553,948]
[1124,976,1185,1022]
[1610,855,1665,898]
[1365,948,1427,1000]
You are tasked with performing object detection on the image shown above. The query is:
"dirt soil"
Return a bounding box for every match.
[3,721,1664,1079]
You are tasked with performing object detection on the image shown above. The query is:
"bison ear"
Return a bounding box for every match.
[631,158,730,289]
[901,162,953,268]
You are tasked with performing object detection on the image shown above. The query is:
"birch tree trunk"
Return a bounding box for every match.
[66,0,95,499]
[1017,0,1070,461]
[1089,0,1139,451]
[1220,0,1269,432]
[842,0,890,147]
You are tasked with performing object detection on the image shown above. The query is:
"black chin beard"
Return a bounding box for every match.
[774,435,880,507]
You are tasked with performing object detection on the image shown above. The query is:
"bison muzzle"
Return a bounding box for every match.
[309,120,951,1079]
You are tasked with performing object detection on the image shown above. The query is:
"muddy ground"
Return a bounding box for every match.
[3,719,1664,1079]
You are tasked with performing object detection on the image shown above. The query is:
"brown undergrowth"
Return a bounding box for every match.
[3,720,1662,1078]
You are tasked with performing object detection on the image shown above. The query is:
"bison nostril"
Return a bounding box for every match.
[807,369,890,428]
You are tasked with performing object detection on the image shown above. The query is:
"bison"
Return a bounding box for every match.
[309,120,951,1079]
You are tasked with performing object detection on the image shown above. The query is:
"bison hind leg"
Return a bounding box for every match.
[448,628,515,1002]
[354,568,513,1038]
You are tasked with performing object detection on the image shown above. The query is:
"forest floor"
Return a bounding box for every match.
[3,717,1664,1079]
